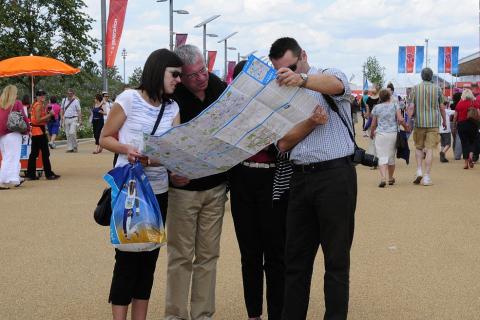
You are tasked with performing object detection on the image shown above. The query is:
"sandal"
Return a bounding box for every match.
[378,180,386,188]
[388,178,395,185]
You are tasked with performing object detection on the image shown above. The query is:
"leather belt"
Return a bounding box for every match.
[241,161,276,169]
[65,116,78,119]
[292,156,351,173]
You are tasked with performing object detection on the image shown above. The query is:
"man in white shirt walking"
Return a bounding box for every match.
[61,88,82,153]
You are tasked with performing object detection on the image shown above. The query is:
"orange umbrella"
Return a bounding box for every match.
[0,55,80,98]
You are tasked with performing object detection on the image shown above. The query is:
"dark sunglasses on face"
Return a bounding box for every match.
[288,58,300,72]
[170,70,183,78]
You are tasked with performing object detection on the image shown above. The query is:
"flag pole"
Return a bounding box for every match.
[101,0,108,93]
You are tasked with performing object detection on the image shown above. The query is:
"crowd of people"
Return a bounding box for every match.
[1,37,480,320]
[353,68,480,188]
[0,85,114,189]
[95,38,356,320]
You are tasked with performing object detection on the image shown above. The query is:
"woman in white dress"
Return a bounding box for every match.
[370,89,410,187]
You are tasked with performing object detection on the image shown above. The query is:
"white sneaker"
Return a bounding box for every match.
[421,175,432,186]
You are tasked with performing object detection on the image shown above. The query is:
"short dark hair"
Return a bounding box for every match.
[269,37,302,60]
[387,82,394,92]
[22,94,30,105]
[233,60,247,80]
[138,48,183,102]
[421,68,433,82]
[95,93,103,102]
[49,96,57,103]
[378,88,391,103]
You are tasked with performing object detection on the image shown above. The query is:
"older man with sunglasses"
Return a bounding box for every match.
[164,44,228,320]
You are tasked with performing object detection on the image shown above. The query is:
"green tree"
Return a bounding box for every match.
[128,67,142,88]
[363,56,385,88]
[0,0,98,65]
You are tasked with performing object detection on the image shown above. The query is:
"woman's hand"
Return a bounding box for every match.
[307,105,329,125]
[169,172,190,187]
[126,145,143,163]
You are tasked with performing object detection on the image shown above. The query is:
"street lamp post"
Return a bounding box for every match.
[121,48,127,85]
[218,32,238,80]
[156,0,189,50]
[238,50,258,62]
[194,15,221,62]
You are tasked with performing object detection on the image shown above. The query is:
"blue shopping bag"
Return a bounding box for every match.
[104,162,166,252]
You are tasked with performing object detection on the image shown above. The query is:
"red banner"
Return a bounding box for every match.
[444,46,452,73]
[175,33,188,48]
[406,46,415,73]
[106,0,128,68]
[207,51,217,72]
[226,61,236,84]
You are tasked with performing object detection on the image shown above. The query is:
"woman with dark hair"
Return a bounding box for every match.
[21,94,31,118]
[91,93,105,154]
[47,95,61,149]
[230,60,286,320]
[100,48,183,320]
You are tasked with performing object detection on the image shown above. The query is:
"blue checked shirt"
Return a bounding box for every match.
[290,67,355,165]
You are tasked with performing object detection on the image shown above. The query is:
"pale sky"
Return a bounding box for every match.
[83,0,479,88]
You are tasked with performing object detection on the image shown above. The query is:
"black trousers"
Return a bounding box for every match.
[27,133,54,178]
[229,164,286,319]
[457,121,478,159]
[282,162,357,320]
[92,118,104,145]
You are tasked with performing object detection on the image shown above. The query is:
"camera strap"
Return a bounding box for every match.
[321,94,359,150]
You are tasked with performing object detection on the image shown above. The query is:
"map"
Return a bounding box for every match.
[143,55,319,179]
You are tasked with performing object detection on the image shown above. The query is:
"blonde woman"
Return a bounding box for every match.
[0,85,30,189]
[452,89,480,169]
[370,89,410,187]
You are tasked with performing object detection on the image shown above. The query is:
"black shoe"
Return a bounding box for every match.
[46,174,61,180]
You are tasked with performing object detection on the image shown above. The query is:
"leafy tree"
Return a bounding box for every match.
[0,0,98,65]
[363,56,385,88]
[128,67,142,88]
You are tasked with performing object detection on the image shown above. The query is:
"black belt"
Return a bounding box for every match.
[65,116,77,119]
[292,156,351,173]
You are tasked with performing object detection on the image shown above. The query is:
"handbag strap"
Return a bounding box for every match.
[321,94,359,149]
[150,101,167,135]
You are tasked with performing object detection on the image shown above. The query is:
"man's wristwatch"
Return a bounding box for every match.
[299,73,308,87]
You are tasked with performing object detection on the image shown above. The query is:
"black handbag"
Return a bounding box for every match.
[93,188,112,226]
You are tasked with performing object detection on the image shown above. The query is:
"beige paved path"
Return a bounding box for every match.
[1,134,480,319]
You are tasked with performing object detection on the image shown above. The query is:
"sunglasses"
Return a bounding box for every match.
[169,70,183,78]
[287,57,300,72]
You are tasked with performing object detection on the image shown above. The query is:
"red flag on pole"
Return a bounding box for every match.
[226,61,236,84]
[207,51,217,72]
[106,0,128,68]
[175,33,188,48]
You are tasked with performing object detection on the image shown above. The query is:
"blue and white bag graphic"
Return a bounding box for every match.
[104,162,166,252]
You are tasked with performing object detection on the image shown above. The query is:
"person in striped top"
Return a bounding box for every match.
[410,68,446,186]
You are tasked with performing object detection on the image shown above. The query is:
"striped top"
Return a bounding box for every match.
[272,152,293,201]
[411,81,443,128]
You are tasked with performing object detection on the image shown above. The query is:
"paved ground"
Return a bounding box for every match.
[1,134,480,320]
